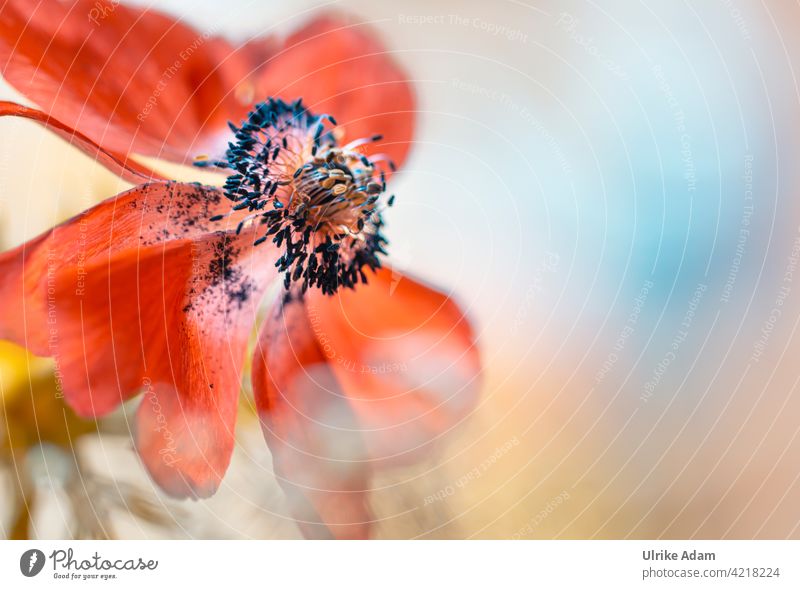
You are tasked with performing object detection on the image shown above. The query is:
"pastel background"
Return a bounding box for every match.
[1,0,799,538]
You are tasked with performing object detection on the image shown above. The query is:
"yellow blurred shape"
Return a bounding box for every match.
[0,341,94,456]
[0,341,52,405]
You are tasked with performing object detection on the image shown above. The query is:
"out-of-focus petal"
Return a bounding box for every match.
[1,3,415,169]
[252,297,372,539]
[47,231,270,497]
[307,267,481,463]
[0,101,168,183]
[0,0,256,162]
[253,14,415,170]
[0,179,277,497]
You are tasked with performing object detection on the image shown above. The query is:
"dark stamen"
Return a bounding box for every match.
[205,97,393,295]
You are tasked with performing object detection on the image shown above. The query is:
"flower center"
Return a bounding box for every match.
[197,98,396,295]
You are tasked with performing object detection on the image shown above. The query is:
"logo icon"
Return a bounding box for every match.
[20,549,46,577]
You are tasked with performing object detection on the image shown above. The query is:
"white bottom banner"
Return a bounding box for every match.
[1,540,797,588]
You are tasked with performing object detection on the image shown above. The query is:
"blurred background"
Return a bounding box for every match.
[2,0,800,538]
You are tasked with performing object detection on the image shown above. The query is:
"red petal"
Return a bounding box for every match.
[1,3,416,168]
[132,235,269,497]
[47,231,269,497]
[0,182,230,353]
[0,178,274,496]
[306,267,481,464]
[0,182,275,497]
[253,298,372,539]
[0,101,168,183]
[254,15,415,170]
[0,0,255,162]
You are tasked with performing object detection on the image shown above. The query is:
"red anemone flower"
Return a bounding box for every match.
[0,0,481,539]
